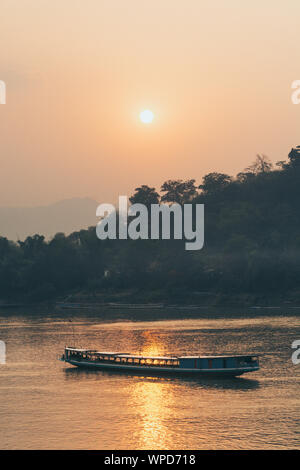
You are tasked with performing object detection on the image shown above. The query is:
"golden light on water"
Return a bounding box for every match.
[131,379,174,450]
[139,330,164,357]
[127,330,174,449]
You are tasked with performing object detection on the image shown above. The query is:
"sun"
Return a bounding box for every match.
[140,109,154,124]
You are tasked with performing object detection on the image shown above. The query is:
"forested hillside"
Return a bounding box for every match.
[1,147,300,305]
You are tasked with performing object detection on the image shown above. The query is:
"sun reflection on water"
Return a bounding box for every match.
[138,330,165,357]
[127,330,176,449]
[130,378,175,450]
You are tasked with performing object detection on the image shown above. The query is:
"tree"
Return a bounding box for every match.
[199,173,232,195]
[0,237,11,257]
[160,179,198,204]
[287,146,300,168]
[129,185,160,207]
[245,154,273,174]
[236,171,256,183]
[18,234,46,258]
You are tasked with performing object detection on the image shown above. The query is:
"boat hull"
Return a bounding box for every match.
[65,359,258,377]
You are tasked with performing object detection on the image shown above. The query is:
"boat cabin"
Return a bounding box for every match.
[64,347,259,371]
[177,355,259,370]
[64,348,180,367]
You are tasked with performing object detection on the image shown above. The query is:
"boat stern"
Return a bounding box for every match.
[178,354,260,376]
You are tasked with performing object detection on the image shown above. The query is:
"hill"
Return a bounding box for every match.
[0,198,98,241]
[1,147,300,305]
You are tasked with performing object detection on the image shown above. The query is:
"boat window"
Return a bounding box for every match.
[68,351,184,368]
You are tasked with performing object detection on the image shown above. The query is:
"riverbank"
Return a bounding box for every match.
[1,296,300,321]
[2,287,300,318]
[2,291,300,309]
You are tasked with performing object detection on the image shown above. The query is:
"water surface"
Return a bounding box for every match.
[0,310,299,449]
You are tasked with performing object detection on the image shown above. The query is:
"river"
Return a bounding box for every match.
[0,309,299,449]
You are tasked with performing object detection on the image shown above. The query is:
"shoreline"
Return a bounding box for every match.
[0,300,300,321]
[2,289,300,312]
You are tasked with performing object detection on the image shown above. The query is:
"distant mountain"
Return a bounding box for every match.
[0,198,99,241]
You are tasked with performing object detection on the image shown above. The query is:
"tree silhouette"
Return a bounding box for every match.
[245,154,273,174]
[288,146,300,168]
[1,147,300,304]
[160,179,198,204]
[129,185,160,207]
[199,173,232,195]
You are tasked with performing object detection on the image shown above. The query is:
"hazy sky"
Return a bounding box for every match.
[0,0,299,206]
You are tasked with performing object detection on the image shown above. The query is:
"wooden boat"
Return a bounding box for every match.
[61,347,259,377]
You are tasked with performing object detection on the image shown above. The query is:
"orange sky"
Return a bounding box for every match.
[0,0,299,206]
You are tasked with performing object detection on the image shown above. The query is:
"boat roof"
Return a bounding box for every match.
[66,348,97,352]
[117,354,178,360]
[66,348,120,355]
[94,351,122,355]
[65,347,259,359]
[178,355,259,359]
